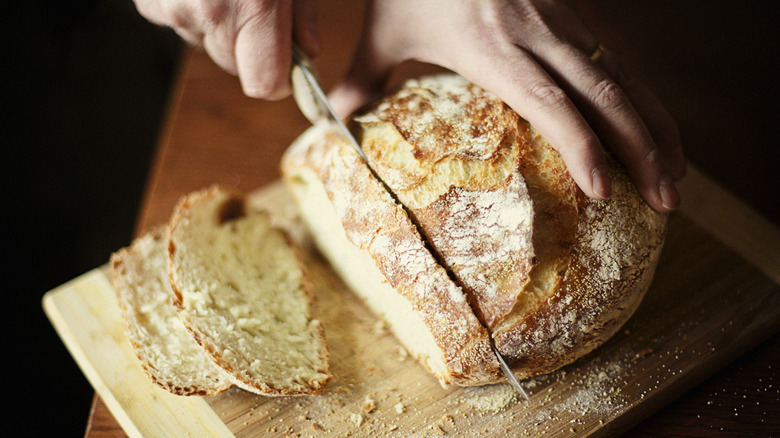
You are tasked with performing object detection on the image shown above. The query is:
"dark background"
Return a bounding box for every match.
[4,0,778,436]
[6,1,181,435]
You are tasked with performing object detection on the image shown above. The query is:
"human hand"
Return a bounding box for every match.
[133,0,319,100]
[328,0,686,213]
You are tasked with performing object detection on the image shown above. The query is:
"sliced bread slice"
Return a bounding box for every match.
[110,227,233,396]
[167,186,330,395]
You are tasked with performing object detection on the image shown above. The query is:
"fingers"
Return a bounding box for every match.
[235,1,293,99]
[332,31,613,200]
[327,1,401,118]
[600,52,687,180]
[336,35,683,212]
[328,75,388,119]
[201,3,238,75]
[598,50,686,209]
[134,0,320,101]
[467,52,614,201]
[533,40,683,211]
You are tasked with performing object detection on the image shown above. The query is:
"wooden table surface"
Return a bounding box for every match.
[83,1,779,436]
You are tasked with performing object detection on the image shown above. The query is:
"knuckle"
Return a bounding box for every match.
[513,0,555,38]
[168,11,190,29]
[554,132,602,166]
[643,146,664,169]
[198,0,229,29]
[526,82,567,110]
[133,0,156,21]
[590,78,627,113]
[155,3,194,30]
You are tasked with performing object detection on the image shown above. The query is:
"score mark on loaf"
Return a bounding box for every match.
[282,73,667,386]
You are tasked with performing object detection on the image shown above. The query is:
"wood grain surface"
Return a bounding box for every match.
[56,0,779,436]
[44,173,780,437]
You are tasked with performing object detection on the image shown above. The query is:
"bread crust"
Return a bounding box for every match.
[283,73,667,386]
[283,125,500,386]
[493,148,667,379]
[110,227,233,396]
[352,76,535,329]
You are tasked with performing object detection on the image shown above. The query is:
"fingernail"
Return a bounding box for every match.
[592,167,611,200]
[659,174,680,210]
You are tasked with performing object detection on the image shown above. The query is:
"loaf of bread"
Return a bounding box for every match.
[110,227,233,396]
[281,74,667,386]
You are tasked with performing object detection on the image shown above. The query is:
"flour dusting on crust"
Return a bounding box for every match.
[288,124,500,386]
[282,73,667,387]
[355,74,536,329]
[356,75,512,161]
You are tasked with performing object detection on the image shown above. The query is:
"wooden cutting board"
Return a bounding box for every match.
[43,165,780,437]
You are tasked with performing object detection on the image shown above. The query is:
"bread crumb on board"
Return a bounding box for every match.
[373,319,389,336]
[350,412,364,427]
[394,345,409,361]
[362,395,377,414]
[462,384,518,413]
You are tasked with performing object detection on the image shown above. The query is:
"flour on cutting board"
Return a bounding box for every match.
[205,283,662,438]
[229,186,654,437]
[46,173,780,438]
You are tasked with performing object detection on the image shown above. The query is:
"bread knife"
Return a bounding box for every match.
[290,45,530,400]
[491,343,530,400]
[290,43,368,163]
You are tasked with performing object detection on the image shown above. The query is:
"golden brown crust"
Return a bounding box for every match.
[353,75,536,330]
[283,73,667,386]
[354,76,519,165]
[283,124,500,386]
[493,149,666,378]
[351,75,667,382]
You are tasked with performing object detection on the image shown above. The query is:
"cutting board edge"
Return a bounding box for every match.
[42,268,235,438]
[678,164,780,284]
[40,166,780,438]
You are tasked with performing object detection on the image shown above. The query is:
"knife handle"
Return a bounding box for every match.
[290,42,325,124]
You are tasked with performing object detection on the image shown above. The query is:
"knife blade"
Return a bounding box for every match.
[290,44,530,400]
[290,43,368,164]
[491,342,530,400]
